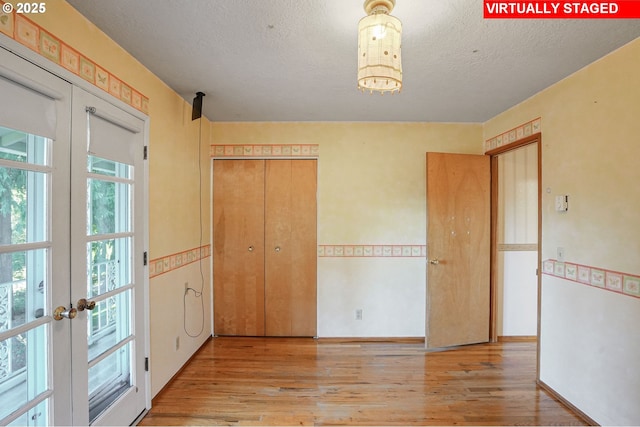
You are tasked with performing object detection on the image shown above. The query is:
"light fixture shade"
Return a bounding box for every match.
[357,2,402,94]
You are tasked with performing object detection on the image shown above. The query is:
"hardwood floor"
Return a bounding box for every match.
[139,337,588,426]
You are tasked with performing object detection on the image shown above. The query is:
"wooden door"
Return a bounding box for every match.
[426,153,490,349]
[265,160,317,336]
[213,160,265,336]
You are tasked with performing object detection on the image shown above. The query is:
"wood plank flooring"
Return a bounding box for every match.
[139,337,588,426]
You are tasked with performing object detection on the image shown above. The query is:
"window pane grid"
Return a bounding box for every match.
[0,126,50,167]
[0,125,51,426]
[87,179,131,236]
[87,238,131,298]
[87,156,130,179]
[4,393,50,426]
[0,160,52,174]
[0,324,49,422]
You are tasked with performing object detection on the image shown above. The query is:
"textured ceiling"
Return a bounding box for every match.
[66,0,640,123]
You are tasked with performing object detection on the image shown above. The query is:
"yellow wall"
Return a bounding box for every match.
[213,122,481,243]
[23,1,213,396]
[28,1,211,257]
[485,38,640,274]
[212,122,482,337]
[484,37,640,425]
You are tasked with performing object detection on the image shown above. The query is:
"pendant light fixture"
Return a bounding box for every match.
[357,0,402,95]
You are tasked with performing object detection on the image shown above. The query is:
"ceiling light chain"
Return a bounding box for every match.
[357,0,402,95]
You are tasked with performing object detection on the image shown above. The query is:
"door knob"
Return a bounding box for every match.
[77,298,96,311]
[274,246,281,253]
[429,258,440,265]
[53,305,77,321]
[248,245,254,252]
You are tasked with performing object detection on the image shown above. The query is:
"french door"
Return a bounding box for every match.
[0,48,147,425]
[69,87,147,426]
[0,47,72,426]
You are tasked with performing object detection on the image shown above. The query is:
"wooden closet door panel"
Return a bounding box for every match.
[265,160,317,336]
[213,160,265,336]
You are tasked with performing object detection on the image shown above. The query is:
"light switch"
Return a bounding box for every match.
[555,195,568,212]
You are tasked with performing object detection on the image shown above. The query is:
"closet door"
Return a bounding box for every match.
[213,160,265,336]
[264,160,317,337]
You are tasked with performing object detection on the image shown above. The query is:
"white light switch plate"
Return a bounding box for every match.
[555,195,568,212]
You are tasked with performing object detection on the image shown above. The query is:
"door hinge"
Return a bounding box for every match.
[145,357,149,372]
[143,251,148,266]
[143,146,148,160]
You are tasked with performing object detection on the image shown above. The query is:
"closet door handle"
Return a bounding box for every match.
[248,246,254,252]
[274,246,281,253]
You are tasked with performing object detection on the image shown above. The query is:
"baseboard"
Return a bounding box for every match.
[537,379,599,426]
[497,335,537,342]
[151,335,213,406]
[317,337,425,344]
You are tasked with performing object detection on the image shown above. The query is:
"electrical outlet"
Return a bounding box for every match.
[175,336,180,351]
[184,282,189,295]
[355,309,363,320]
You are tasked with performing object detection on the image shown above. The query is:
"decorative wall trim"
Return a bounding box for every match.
[318,245,427,258]
[210,144,319,158]
[149,245,211,279]
[498,243,538,252]
[0,1,149,114]
[543,259,640,300]
[485,118,541,152]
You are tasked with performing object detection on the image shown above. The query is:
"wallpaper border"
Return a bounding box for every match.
[319,245,427,258]
[0,2,149,114]
[150,243,425,277]
[543,259,640,300]
[485,118,541,152]
[210,144,319,158]
[149,245,211,279]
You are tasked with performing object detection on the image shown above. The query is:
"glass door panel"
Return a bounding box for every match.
[0,324,49,421]
[87,290,131,361]
[88,340,132,422]
[84,157,135,424]
[87,238,131,296]
[87,156,133,422]
[0,125,57,426]
[7,398,48,427]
